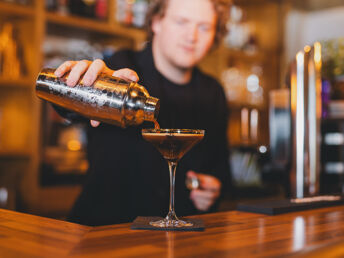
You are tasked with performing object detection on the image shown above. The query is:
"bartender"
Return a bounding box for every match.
[54,0,231,226]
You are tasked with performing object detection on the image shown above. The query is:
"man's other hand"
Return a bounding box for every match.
[187,170,221,212]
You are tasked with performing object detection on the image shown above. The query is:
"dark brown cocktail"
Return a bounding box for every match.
[142,132,203,162]
[142,129,205,228]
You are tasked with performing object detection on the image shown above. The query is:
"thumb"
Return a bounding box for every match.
[186,170,200,190]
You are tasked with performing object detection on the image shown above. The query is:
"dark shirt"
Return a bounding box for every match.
[66,44,230,226]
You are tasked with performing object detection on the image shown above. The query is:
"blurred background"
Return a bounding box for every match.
[0,0,344,219]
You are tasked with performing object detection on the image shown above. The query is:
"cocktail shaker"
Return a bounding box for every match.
[36,68,160,128]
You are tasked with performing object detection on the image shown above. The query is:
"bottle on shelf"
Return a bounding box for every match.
[2,0,31,5]
[116,0,149,28]
[95,0,107,20]
[0,22,25,79]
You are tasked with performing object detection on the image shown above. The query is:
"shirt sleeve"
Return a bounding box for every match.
[52,104,88,123]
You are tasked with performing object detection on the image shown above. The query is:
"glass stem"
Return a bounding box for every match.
[166,161,178,221]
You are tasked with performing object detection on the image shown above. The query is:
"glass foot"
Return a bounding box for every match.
[149,218,193,228]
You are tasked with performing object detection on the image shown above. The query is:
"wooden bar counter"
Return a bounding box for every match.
[1,206,344,257]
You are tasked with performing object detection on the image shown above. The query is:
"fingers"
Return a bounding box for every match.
[67,60,91,87]
[198,174,222,192]
[113,68,139,82]
[187,171,221,211]
[190,189,218,211]
[186,170,222,192]
[55,60,139,88]
[83,59,113,86]
[192,198,213,211]
[190,189,220,201]
[90,120,100,127]
[55,61,77,77]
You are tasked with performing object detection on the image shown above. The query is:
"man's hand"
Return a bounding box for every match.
[54,59,139,127]
[187,170,221,212]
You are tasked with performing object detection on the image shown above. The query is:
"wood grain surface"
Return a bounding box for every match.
[1,206,344,257]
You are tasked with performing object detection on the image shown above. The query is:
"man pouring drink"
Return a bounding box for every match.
[52,0,231,226]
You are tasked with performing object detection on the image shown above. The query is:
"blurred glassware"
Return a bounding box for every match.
[45,0,57,10]
[116,0,149,28]
[240,107,260,146]
[269,89,291,168]
[221,67,264,107]
[224,5,257,53]
[57,0,69,15]
[0,22,24,79]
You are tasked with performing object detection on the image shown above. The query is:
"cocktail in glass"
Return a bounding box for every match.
[142,128,205,228]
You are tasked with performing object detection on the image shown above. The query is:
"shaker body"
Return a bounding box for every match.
[36,68,159,128]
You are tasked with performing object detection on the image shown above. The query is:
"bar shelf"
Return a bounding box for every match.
[0,2,34,18]
[46,12,146,43]
[0,77,33,89]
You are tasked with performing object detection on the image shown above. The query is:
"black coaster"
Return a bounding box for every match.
[237,196,344,215]
[130,216,205,231]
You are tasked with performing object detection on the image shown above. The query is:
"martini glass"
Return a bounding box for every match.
[142,128,205,228]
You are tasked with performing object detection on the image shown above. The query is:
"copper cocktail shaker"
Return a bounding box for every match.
[36,68,160,128]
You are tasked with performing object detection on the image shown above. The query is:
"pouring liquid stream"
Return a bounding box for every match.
[153,120,160,130]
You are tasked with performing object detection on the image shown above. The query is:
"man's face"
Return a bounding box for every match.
[152,0,217,69]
